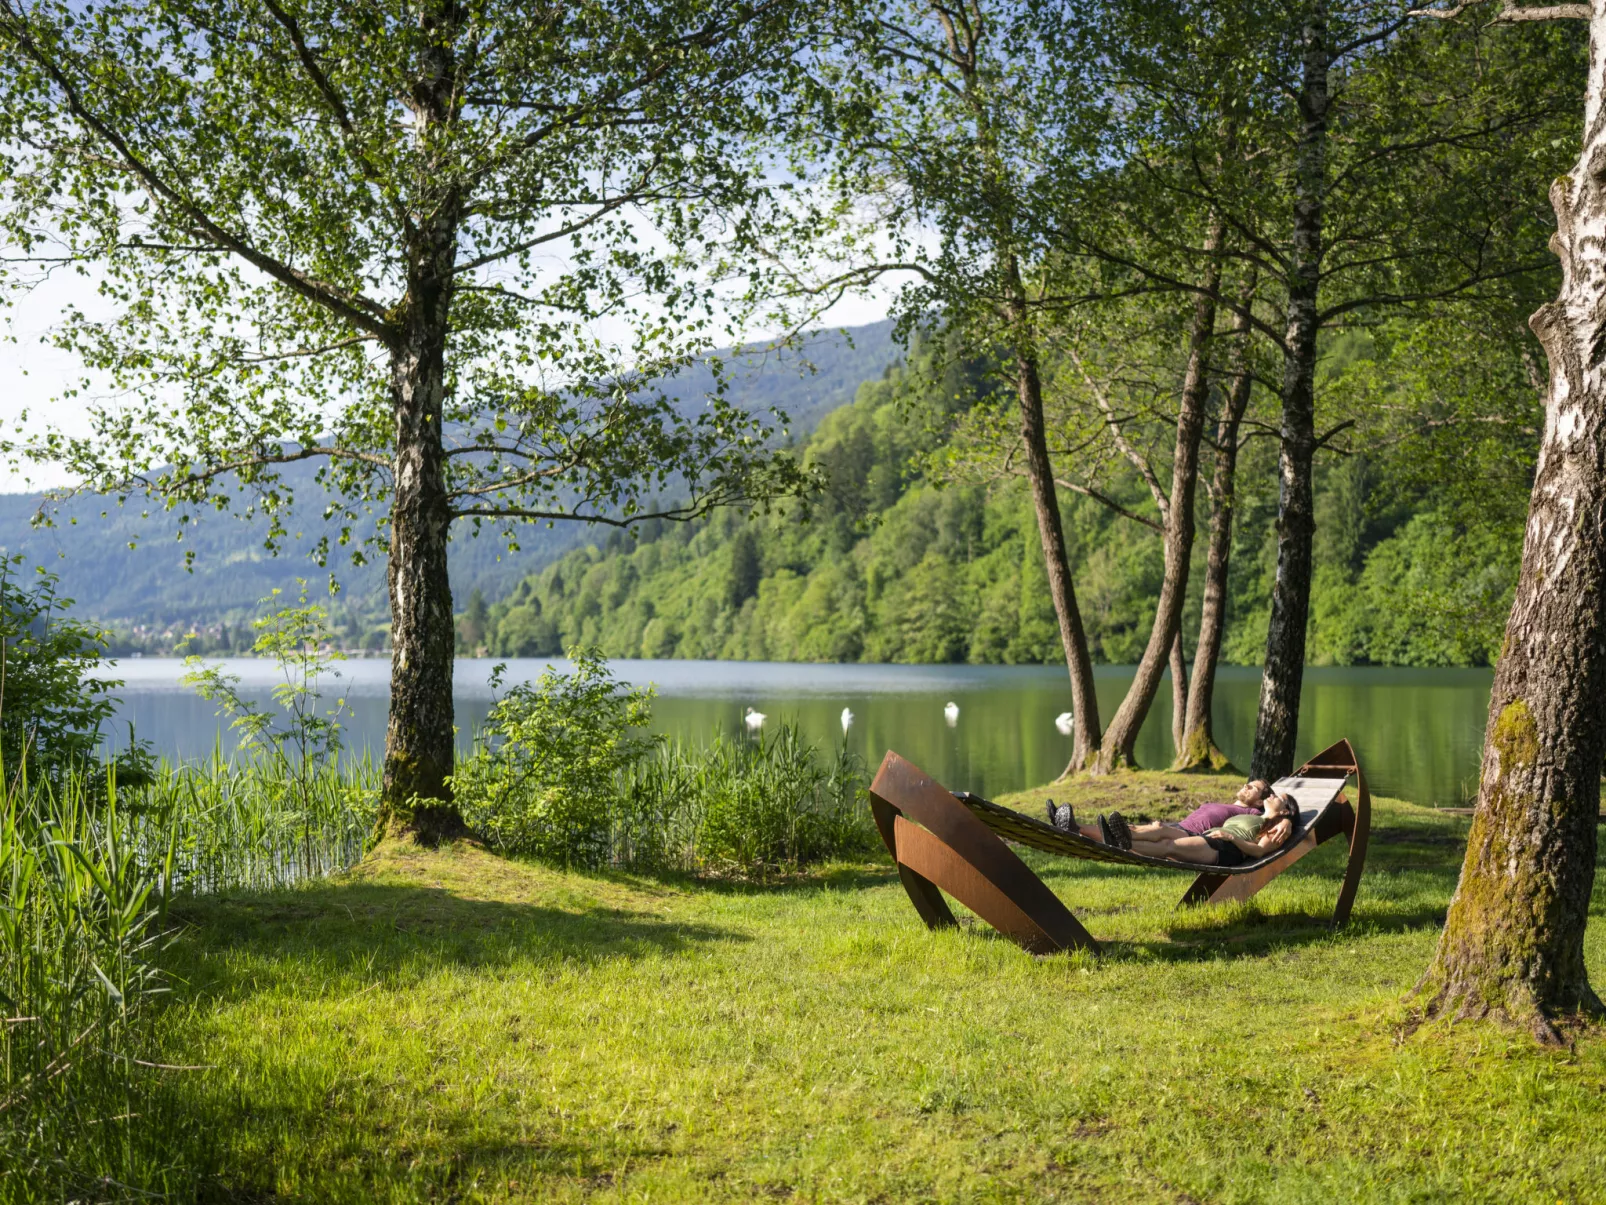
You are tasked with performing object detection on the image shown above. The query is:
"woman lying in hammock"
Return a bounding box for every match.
[1112,796,1299,868]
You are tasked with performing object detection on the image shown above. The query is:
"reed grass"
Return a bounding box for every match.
[0,769,167,1199]
[0,756,377,1201]
[139,754,379,896]
[615,725,878,875]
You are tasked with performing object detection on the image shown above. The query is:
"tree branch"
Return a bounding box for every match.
[0,0,396,344]
[1053,478,1164,532]
[1064,345,1169,521]
[1407,1,1589,19]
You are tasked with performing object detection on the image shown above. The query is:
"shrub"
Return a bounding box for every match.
[184,581,351,785]
[0,557,129,783]
[453,650,656,866]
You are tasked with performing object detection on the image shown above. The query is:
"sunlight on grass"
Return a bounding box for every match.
[139,771,1606,1202]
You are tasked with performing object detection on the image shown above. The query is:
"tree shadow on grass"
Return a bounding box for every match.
[652,861,899,897]
[164,879,744,1005]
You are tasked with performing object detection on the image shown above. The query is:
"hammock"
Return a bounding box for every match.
[952,772,1348,875]
[868,739,1371,957]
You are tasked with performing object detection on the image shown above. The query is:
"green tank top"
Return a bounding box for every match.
[1221,813,1265,843]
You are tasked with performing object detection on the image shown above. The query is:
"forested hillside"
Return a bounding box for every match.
[472,331,1531,669]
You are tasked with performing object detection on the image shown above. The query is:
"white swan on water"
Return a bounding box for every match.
[943,701,960,726]
[840,707,854,733]
[1055,711,1074,736]
[744,707,766,731]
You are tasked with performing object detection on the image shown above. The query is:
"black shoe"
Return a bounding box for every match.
[1057,802,1076,832]
[1045,799,1060,828]
[1098,814,1115,846]
[1107,812,1133,850]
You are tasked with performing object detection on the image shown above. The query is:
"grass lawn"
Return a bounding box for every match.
[146,768,1606,1203]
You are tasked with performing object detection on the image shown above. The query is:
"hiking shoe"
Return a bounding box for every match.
[1107,812,1134,850]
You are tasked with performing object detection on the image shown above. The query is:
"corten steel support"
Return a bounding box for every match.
[874,739,1371,955]
[869,752,1099,955]
[1176,737,1370,926]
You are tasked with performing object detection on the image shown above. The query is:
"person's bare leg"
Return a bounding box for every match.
[1142,835,1222,865]
[1129,822,1190,842]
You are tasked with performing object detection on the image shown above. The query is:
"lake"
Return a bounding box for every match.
[102,658,1492,806]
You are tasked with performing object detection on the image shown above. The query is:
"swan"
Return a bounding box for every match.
[1055,711,1074,736]
[840,707,854,733]
[744,707,766,731]
[943,701,960,725]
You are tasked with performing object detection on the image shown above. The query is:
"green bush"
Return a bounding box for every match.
[0,558,134,783]
[453,651,656,866]
[452,651,875,874]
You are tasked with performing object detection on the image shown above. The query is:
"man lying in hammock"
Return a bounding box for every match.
[1047,779,1274,846]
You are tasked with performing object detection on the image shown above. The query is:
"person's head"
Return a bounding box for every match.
[1261,799,1298,846]
[1266,791,1298,822]
[1235,779,1272,808]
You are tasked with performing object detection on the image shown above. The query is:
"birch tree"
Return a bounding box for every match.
[0,0,819,839]
[1407,0,1604,1041]
[1066,0,1576,780]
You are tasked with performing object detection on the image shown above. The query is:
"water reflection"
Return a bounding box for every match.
[103,658,1492,806]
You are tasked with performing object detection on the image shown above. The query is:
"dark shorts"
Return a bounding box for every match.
[1203,835,1248,868]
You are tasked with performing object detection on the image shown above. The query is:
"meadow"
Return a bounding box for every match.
[25,767,1598,1204]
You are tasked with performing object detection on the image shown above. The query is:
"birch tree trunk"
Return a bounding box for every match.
[383,300,461,840]
[1251,3,1329,783]
[1016,347,1103,771]
[1419,7,1606,1037]
[1177,288,1256,772]
[381,15,464,839]
[1095,224,1222,771]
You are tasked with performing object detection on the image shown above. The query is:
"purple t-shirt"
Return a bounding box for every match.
[1178,802,1262,836]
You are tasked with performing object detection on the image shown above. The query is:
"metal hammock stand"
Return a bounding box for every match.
[868,738,1371,956]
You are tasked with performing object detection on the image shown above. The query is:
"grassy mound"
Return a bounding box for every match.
[138,771,1605,1202]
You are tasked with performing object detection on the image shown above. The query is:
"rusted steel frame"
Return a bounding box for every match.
[1328,741,1370,927]
[1177,737,1371,926]
[1177,825,1323,908]
[870,752,1099,956]
[869,792,957,931]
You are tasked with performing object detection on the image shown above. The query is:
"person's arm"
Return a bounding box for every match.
[1238,826,1293,856]
[1206,826,1276,856]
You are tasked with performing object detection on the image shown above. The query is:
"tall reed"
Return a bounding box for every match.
[0,755,377,1200]
[0,769,168,1198]
[139,753,379,896]
[616,725,877,875]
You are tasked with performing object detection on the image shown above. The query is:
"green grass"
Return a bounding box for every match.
[117,767,1606,1203]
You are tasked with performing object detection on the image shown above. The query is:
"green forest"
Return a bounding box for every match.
[471,328,1530,670]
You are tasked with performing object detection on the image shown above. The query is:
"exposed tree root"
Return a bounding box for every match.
[378,804,471,849]
[1412,975,1605,1047]
[1170,745,1239,774]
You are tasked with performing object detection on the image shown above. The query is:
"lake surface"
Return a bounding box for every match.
[102,658,1493,805]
